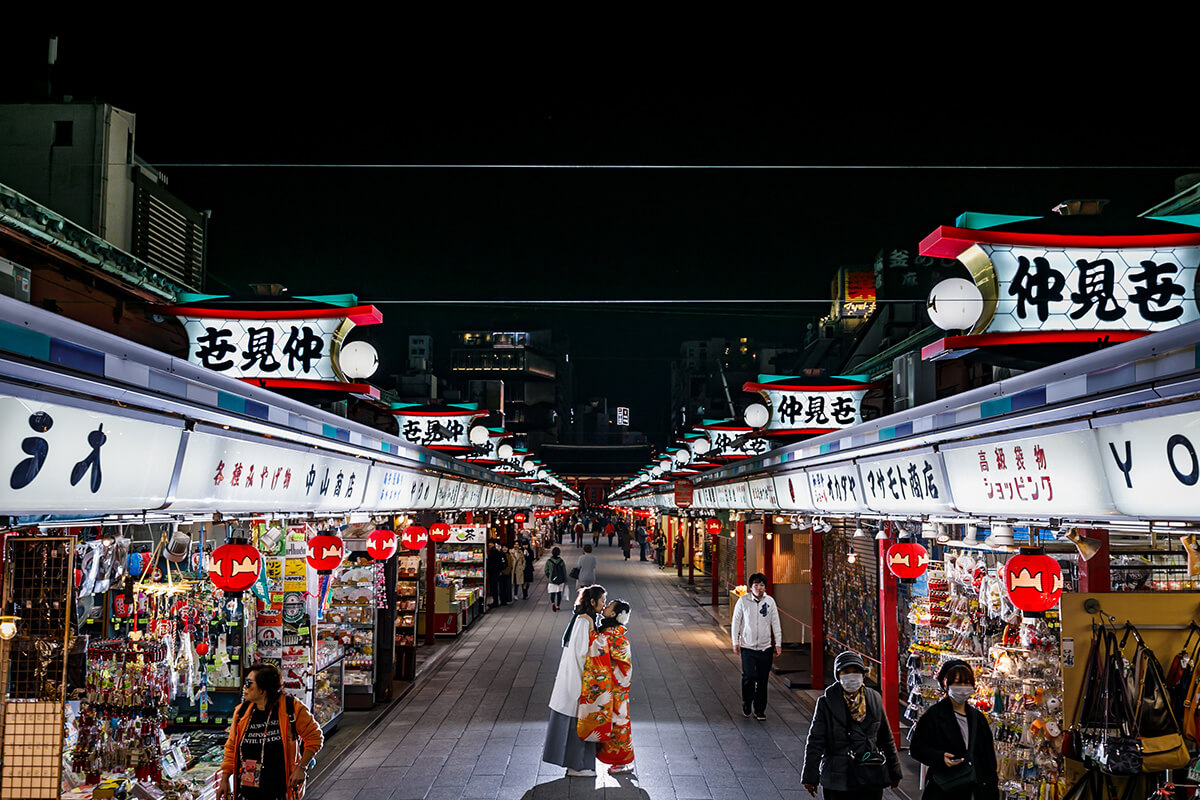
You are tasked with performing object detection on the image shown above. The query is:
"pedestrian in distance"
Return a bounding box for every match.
[573,521,585,547]
[801,651,902,800]
[545,547,568,611]
[499,545,514,605]
[486,540,505,608]
[654,531,666,569]
[508,545,526,602]
[674,534,685,576]
[636,523,648,561]
[574,544,597,592]
[605,520,616,547]
[544,584,607,777]
[522,541,535,599]
[216,662,324,800]
[618,526,631,561]
[578,599,635,775]
[731,572,782,720]
[908,659,998,800]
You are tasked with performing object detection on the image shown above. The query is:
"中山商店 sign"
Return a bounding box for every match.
[160,301,383,389]
[920,225,1200,334]
[743,376,882,435]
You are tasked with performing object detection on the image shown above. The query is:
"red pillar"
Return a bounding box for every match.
[711,534,720,609]
[878,523,899,743]
[736,517,746,586]
[677,518,685,578]
[810,528,825,688]
[424,512,437,645]
[1076,528,1111,592]
[763,516,775,597]
[688,521,695,586]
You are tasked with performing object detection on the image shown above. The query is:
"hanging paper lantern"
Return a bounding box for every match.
[886,541,929,580]
[306,534,345,574]
[428,523,452,543]
[208,540,263,594]
[366,529,398,561]
[514,513,527,524]
[195,641,210,656]
[401,525,429,551]
[1002,546,1063,615]
[705,518,723,536]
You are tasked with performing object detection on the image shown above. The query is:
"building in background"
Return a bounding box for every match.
[669,336,798,438]
[0,101,208,293]
[568,397,648,446]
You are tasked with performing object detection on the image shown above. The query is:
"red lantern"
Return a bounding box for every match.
[1002,546,1063,614]
[886,541,929,580]
[401,525,429,551]
[428,523,452,543]
[208,540,263,593]
[366,529,398,561]
[195,641,210,656]
[705,518,723,536]
[306,534,345,574]
[514,513,527,524]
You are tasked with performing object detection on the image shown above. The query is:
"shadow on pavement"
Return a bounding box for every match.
[522,775,654,798]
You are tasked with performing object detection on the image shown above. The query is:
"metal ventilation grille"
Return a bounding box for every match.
[131,173,205,291]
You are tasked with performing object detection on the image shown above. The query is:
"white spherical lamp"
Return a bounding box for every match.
[338,341,379,379]
[674,449,692,466]
[927,278,984,331]
[497,443,514,460]
[692,438,711,456]
[469,425,490,446]
[744,403,770,429]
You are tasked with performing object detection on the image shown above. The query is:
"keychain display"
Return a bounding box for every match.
[904,552,1067,800]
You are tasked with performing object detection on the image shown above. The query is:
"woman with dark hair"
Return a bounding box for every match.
[543,584,607,777]
[579,599,635,774]
[216,663,324,800]
[909,659,998,800]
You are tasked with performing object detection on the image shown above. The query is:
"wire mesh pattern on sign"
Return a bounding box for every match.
[0,536,73,799]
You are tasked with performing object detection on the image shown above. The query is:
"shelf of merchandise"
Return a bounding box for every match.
[395,554,421,681]
[313,654,344,733]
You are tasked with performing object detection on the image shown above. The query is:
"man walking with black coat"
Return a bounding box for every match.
[486,541,507,608]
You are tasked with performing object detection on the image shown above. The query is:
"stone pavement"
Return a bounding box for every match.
[308,543,909,800]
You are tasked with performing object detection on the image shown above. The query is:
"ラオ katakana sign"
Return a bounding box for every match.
[161,303,383,383]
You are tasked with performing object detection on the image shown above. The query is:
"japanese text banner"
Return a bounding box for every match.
[859,449,956,515]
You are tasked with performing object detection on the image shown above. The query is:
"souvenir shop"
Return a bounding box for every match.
[0,303,551,800]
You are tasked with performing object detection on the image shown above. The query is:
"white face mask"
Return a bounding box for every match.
[948,685,973,703]
[839,673,864,693]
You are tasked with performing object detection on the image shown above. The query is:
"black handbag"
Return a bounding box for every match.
[568,567,580,580]
[848,748,890,789]
[930,760,976,792]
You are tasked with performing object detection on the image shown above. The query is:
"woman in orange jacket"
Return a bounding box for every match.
[216,663,324,800]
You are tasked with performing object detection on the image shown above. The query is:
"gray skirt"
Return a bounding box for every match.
[542,709,597,770]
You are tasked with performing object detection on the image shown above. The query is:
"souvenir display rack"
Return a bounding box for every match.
[320,546,380,709]
[395,554,421,681]
[904,552,1066,800]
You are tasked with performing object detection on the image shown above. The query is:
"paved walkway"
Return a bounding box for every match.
[308,544,903,800]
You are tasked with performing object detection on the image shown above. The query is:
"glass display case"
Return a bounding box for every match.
[312,651,344,733]
[321,549,381,708]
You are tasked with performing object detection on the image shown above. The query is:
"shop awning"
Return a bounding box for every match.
[616,318,1200,525]
[0,296,551,520]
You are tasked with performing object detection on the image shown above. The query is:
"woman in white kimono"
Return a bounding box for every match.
[543,584,607,777]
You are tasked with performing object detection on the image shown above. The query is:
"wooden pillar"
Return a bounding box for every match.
[810,528,825,688]
[736,517,746,586]
[763,515,775,597]
[878,522,899,743]
[1076,528,1111,592]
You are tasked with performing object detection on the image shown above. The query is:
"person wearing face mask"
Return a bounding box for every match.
[731,573,783,720]
[909,660,998,800]
[801,651,902,798]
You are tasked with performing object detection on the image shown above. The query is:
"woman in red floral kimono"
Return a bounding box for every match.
[577,599,635,774]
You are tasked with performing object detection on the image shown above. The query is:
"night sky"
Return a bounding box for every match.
[5,29,1196,442]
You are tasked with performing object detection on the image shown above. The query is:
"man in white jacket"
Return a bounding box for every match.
[731,572,782,721]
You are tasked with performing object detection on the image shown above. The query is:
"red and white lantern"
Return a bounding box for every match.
[306,534,345,574]
[428,523,452,543]
[1002,546,1063,615]
[401,525,429,551]
[208,540,263,594]
[886,541,929,580]
[514,512,527,524]
[366,529,398,561]
[705,518,723,536]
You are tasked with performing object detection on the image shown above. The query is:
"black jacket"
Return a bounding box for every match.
[801,684,902,791]
[908,698,998,800]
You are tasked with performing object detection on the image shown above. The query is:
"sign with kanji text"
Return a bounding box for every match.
[162,304,382,382]
[747,477,778,510]
[0,393,183,513]
[859,449,955,514]
[805,464,869,513]
[941,429,1117,516]
[172,430,371,513]
[744,378,881,436]
[674,479,693,508]
[703,428,771,459]
[391,405,486,453]
[617,407,630,426]
[920,228,1200,333]
[1093,409,1200,519]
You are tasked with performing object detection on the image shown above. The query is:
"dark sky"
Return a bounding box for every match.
[5,29,1197,442]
